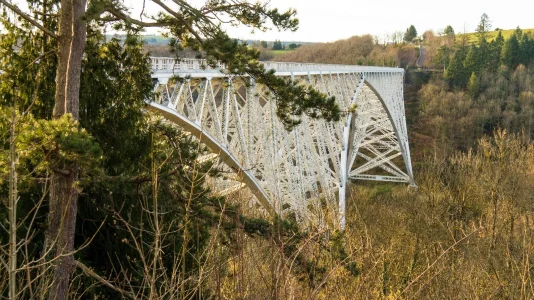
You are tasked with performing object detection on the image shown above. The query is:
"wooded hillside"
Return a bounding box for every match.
[1,5,533,299]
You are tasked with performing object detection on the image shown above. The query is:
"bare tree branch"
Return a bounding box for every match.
[151,0,205,42]
[105,6,173,28]
[0,0,58,39]
[75,260,136,299]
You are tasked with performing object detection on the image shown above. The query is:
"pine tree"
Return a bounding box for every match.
[475,13,492,43]
[468,72,480,98]
[519,32,532,66]
[273,39,284,50]
[443,25,455,39]
[502,32,521,70]
[488,30,505,72]
[0,1,341,297]
[464,44,480,75]
[445,47,469,88]
[404,25,418,43]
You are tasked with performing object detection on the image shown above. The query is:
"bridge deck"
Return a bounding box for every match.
[151,57,403,80]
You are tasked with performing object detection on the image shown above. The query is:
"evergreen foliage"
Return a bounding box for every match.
[502,31,521,69]
[475,13,492,43]
[487,30,504,72]
[444,46,468,88]
[443,25,455,39]
[1,5,534,299]
[404,25,418,43]
[272,39,284,50]
[0,0,343,298]
[467,72,479,99]
[443,24,534,89]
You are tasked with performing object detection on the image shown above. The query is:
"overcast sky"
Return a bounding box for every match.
[229,0,534,42]
[121,0,534,42]
[9,0,534,42]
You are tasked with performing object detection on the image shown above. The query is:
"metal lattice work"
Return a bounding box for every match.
[149,57,415,228]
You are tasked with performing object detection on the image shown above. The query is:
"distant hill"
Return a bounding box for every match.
[273,35,418,68]
[105,34,312,58]
[106,34,311,46]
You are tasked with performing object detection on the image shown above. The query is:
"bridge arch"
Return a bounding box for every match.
[149,58,414,228]
[362,73,414,182]
[148,102,276,215]
[354,77,414,183]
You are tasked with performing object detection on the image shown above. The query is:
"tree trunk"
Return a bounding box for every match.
[9,109,18,300]
[47,0,87,299]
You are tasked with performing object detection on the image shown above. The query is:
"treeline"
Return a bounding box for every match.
[417,65,534,152]
[275,35,418,68]
[443,27,534,89]
[414,17,534,153]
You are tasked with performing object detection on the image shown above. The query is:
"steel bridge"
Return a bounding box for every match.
[149,57,415,228]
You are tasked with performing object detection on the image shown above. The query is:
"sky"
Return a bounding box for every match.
[231,0,534,42]
[120,0,534,43]
[8,0,534,43]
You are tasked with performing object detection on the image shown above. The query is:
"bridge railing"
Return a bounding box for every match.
[150,57,403,74]
[150,57,226,72]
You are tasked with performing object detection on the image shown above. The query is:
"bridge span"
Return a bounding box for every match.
[149,57,415,228]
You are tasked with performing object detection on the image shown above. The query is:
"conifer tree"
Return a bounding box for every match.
[467,72,480,99]
[475,13,492,43]
[0,1,341,298]
[488,30,505,72]
[445,47,469,88]
[403,25,418,43]
[443,25,455,40]
[519,32,532,66]
[464,44,480,75]
[502,32,521,70]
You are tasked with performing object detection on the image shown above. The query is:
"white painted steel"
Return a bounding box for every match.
[149,57,415,228]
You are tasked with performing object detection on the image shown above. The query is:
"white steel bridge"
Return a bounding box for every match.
[149,57,415,228]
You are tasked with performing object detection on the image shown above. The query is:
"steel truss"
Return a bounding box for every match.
[149,57,415,228]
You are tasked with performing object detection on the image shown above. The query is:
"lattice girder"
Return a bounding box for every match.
[150,58,415,228]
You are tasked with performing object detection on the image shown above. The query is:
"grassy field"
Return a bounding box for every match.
[269,49,295,59]
[457,28,534,42]
[271,49,292,54]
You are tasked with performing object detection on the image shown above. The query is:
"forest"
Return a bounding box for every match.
[0,1,534,299]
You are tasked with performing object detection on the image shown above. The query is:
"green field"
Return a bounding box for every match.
[271,50,292,54]
[269,49,295,59]
[457,28,534,42]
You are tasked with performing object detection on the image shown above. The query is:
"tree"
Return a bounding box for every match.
[272,39,284,50]
[445,46,469,88]
[488,30,505,72]
[0,0,88,297]
[436,45,452,71]
[403,25,417,43]
[392,31,404,45]
[464,44,480,75]
[514,26,523,40]
[443,25,455,39]
[518,29,533,66]
[260,40,268,48]
[287,43,300,50]
[475,13,492,43]
[467,72,480,98]
[502,31,521,70]
[0,1,341,298]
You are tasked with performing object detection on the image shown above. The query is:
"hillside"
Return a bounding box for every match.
[274,35,419,68]
[2,4,534,298]
[457,28,534,42]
